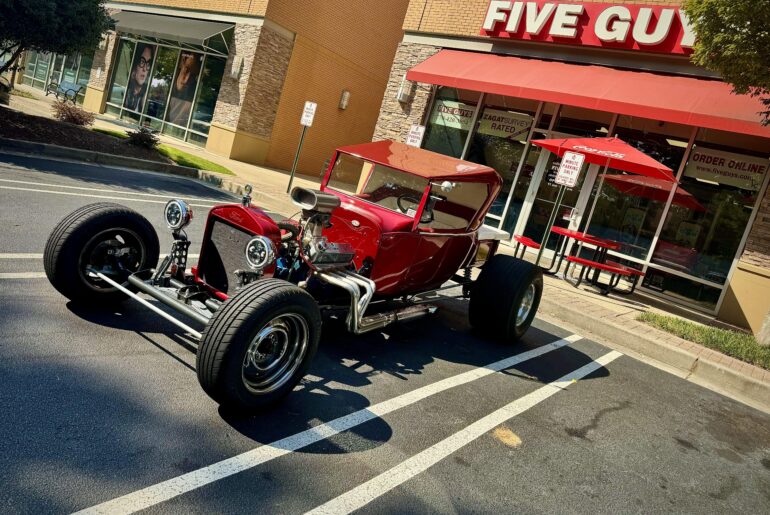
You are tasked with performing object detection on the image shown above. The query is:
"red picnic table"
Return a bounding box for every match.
[546,226,644,295]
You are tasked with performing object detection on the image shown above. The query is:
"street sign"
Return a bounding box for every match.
[300,101,317,127]
[554,151,585,188]
[406,124,426,147]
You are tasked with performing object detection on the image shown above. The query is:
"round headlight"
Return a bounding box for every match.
[164,199,192,231]
[245,235,276,271]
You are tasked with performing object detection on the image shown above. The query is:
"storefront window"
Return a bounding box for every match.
[143,47,179,128]
[581,118,690,260]
[651,142,767,285]
[105,36,227,146]
[465,95,537,221]
[108,40,136,105]
[190,56,226,137]
[642,268,723,310]
[422,87,480,158]
[33,52,51,88]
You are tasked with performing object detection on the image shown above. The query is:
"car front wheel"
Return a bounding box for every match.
[468,254,543,343]
[197,279,322,411]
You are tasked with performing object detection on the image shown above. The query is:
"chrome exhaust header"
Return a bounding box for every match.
[316,270,436,334]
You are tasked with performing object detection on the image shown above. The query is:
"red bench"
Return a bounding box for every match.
[512,235,540,259]
[565,256,644,295]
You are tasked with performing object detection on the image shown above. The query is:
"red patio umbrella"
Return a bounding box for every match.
[601,174,706,212]
[528,137,677,262]
[530,136,676,181]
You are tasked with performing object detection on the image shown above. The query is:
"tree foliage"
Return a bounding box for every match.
[683,0,770,125]
[0,0,112,75]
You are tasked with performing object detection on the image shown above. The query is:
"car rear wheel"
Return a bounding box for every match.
[44,203,160,304]
[197,279,322,411]
[469,254,543,343]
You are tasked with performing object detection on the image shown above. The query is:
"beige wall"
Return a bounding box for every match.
[403,0,682,36]
[719,262,770,334]
[263,0,410,175]
[118,0,267,16]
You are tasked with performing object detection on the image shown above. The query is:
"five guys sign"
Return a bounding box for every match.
[480,1,696,55]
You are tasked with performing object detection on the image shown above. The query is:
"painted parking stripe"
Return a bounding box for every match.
[0,185,219,208]
[73,334,582,515]
[305,350,623,515]
[0,177,229,204]
[0,272,47,279]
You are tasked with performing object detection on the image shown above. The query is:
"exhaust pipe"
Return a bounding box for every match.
[316,270,436,334]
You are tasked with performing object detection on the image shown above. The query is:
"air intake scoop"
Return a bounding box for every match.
[290,187,341,214]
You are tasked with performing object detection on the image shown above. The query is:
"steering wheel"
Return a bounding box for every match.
[397,195,433,223]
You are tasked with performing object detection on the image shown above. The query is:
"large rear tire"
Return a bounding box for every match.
[44,203,160,304]
[197,279,322,411]
[469,254,543,343]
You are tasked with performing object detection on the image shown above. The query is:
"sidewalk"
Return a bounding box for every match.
[4,85,769,412]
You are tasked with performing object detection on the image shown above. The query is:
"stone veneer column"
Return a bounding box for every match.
[741,185,770,269]
[372,42,441,143]
[82,31,118,113]
[208,23,294,165]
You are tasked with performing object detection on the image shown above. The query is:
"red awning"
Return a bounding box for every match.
[407,50,770,139]
[531,136,675,181]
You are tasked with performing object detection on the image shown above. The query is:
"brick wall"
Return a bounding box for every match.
[403,0,683,35]
[741,187,770,268]
[119,0,267,16]
[212,24,261,130]
[372,42,441,143]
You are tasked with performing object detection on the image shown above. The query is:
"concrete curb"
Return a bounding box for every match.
[0,136,205,178]
[539,296,770,414]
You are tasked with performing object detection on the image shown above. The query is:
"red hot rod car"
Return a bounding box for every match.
[44,141,543,411]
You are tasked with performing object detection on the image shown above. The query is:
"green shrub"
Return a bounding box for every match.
[51,100,95,126]
[127,126,159,149]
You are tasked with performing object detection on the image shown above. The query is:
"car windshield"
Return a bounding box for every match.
[326,153,428,217]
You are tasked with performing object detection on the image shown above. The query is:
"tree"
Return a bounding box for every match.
[0,0,113,77]
[683,0,770,125]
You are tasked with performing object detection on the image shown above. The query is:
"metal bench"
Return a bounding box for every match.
[565,256,644,296]
[512,235,541,259]
[45,81,83,104]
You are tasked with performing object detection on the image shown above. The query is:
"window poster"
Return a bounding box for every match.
[124,43,155,112]
[166,52,203,127]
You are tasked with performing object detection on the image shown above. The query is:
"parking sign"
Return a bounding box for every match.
[554,151,585,188]
[301,101,317,127]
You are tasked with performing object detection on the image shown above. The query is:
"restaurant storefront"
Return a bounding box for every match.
[373,0,770,331]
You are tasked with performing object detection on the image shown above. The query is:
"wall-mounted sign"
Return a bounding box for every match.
[554,151,585,188]
[406,124,426,147]
[480,1,695,55]
[684,147,768,192]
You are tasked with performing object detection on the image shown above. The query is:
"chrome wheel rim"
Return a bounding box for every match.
[79,228,146,292]
[242,313,309,394]
[516,283,536,327]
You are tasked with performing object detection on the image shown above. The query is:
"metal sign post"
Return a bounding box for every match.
[535,151,585,266]
[287,101,317,193]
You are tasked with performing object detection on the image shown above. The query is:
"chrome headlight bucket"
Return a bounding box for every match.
[245,235,276,271]
[164,199,193,231]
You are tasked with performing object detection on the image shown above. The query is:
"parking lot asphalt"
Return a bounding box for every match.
[1,154,769,514]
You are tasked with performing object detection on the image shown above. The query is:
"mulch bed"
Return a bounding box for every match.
[0,106,171,163]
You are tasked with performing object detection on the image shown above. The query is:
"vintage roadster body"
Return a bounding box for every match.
[44,141,543,411]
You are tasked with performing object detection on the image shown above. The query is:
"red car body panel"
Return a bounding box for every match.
[194,141,503,300]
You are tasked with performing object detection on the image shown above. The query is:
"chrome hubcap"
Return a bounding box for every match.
[516,283,536,327]
[242,313,309,394]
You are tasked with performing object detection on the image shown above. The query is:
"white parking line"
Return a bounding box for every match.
[0,272,47,279]
[0,254,43,259]
[0,185,219,208]
[305,350,623,515]
[73,334,582,515]
[0,177,228,204]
